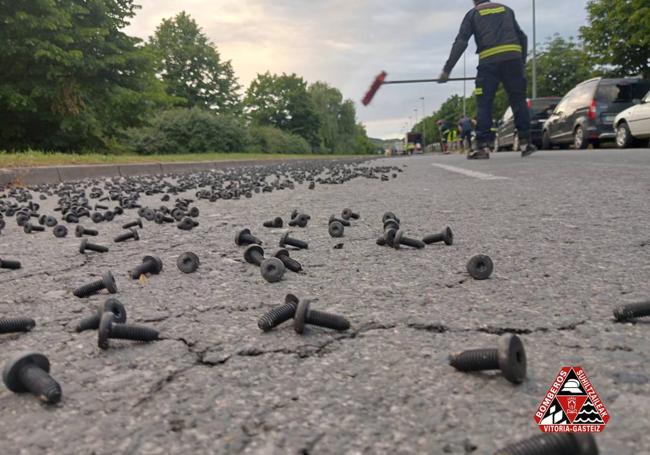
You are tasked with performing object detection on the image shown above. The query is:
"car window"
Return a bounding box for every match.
[566,81,597,113]
[596,80,650,104]
[531,98,561,115]
[554,95,570,114]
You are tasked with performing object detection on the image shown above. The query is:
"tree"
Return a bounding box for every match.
[308,82,343,151]
[580,0,650,78]
[244,72,320,147]
[148,12,241,112]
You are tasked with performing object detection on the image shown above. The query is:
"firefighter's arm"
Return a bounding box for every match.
[441,11,474,80]
[513,12,528,64]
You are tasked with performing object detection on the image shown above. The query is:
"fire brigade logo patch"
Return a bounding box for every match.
[534,367,610,432]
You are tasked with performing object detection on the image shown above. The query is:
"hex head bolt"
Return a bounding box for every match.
[294,299,351,334]
[0,317,36,334]
[73,271,118,298]
[0,258,22,270]
[53,225,68,238]
[449,334,527,384]
[496,433,598,455]
[122,219,143,230]
[614,301,650,322]
[258,294,299,331]
[98,313,159,350]
[75,225,99,237]
[273,249,303,272]
[114,228,139,243]
[130,256,163,279]
[177,252,200,274]
[263,217,284,228]
[76,298,127,332]
[235,228,263,246]
[329,221,345,238]
[329,215,351,227]
[423,227,454,246]
[2,352,62,404]
[279,232,308,250]
[23,223,45,234]
[393,230,425,250]
[467,254,494,280]
[79,239,109,254]
[341,208,360,220]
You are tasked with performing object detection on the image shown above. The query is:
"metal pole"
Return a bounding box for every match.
[463,52,467,116]
[532,0,537,98]
[420,97,426,147]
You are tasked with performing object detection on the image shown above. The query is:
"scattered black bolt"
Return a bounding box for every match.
[94,204,108,211]
[244,245,286,283]
[467,254,494,280]
[114,228,139,243]
[393,230,425,250]
[122,219,143,229]
[329,215,351,227]
[91,212,105,223]
[308,182,315,190]
[64,213,79,223]
[258,294,299,331]
[614,301,650,322]
[382,211,400,224]
[2,352,62,404]
[496,433,598,455]
[383,219,399,231]
[273,249,302,273]
[98,313,159,350]
[341,208,360,220]
[329,221,345,238]
[73,271,118,298]
[449,334,527,384]
[177,252,200,274]
[23,223,45,234]
[76,225,99,237]
[0,258,21,270]
[0,317,36,334]
[376,236,387,246]
[75,298,127,332]
[263,217,284,228]
[279,232,308,250]
[294,298,351,334]
[53,225,68,238]
[235,228,262,246]
[79,239,109,254]
[177,218,195,231]
[244,245,265,266]
[384,228,398,247]
[423,227,454,246]
[39,216,57,227]
[130,256,163,280]
[289,213,310,228]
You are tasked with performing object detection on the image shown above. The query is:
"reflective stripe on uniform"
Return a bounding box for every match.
[474,88,483,96]
[478,6,506,16]
[479,44,522,59]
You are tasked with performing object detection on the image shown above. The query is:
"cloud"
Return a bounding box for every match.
[126,0,589,139]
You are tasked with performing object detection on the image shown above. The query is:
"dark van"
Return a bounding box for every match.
[495,97,561,151]
[542,77,650,149]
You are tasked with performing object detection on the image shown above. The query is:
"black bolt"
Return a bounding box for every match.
[258,294,299,331]
[279,232,308,250]
[383,228,398,247]
[94,204,108,210]
[449,334,527,384]
[244,245,285,282]
[79,239,109,254]
[383,219,400,231]
[177,252,200,274]
[329,215,351,227]
[114,228,139,243]
[235,228,262,246]
[75,225,99,237]
[23,223,45,234]
[73,271,118,298]
[98,313,160,350]
[122,219,143,229]
[0,258,21,270]
[273,248,302,273]
[75,298,127,332]
[467,254,494,280]
[2,352,62,404]
[263,217,284,228]
[64,213,79,223]
[0,317,36,334]
[91,212,105,223]
[496,433,598,455]
[53,225,68,238]
[614,301,650,322]
[382,211,400,224]
[40,216,57,227]
[341,208,360,220]
[288,213,309,228]
[423,227,454,246]
[393,230,425,250]
[294,299,351,334]
[376,236,387,246]
[244,245,265,266]
[177,218,195,231]
[130,256,163,279]
[329,221,345,238]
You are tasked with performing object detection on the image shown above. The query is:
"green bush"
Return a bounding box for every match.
[249,126,312,154]
[125,108,251,154]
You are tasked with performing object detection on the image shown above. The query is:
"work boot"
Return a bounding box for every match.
[468,145,491,160]
[520,139,537,157]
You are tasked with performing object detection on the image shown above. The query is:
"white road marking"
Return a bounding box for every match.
[431,163,509,180]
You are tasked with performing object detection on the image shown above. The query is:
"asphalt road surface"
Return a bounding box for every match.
[1,148,649,455]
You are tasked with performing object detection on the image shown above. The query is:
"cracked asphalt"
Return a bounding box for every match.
[1,149,649,455]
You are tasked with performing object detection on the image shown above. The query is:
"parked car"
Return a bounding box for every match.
[542,77,650,150]
[614,90,650,148]
[495,97,561,151]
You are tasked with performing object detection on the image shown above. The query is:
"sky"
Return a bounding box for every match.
[125,1,589,139]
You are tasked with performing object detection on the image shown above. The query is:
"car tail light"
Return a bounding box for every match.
[527,99,532,109]
[588,100,597,120]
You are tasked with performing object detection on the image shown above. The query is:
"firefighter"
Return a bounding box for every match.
[439,0,536,159]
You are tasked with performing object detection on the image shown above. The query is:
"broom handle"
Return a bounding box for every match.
[384,77,476,85]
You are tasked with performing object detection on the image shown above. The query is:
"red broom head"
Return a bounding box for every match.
[361,71,387,106]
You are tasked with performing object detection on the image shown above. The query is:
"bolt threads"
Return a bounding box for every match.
[449,349,499,372]
[307,310,350,331]
[279,255,302,272]
[122,220,141,229]
[423,233,444,244]
[110,324,159,342]
[0,259,22,270]
[285,236,308,249]
[614,301,650,321]
[496,433,591,455]
[81,228,99,237]
[18,364,62,404]
[114,231,136,242]
[0,317,36,334]
[85,242,109,253]
[399,236,425,249]
[26,224,45,232]
[258,302,298,331]
[76,315,100,332]
[73,279,106,298]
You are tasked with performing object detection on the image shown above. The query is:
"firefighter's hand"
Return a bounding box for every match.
[438,71,450,83]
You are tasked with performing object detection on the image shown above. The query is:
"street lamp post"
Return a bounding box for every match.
[532,0,537,98]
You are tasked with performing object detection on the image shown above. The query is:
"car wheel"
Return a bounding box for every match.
[542,130,552,150]
[616,122,635,149]
[574,126,588,150]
